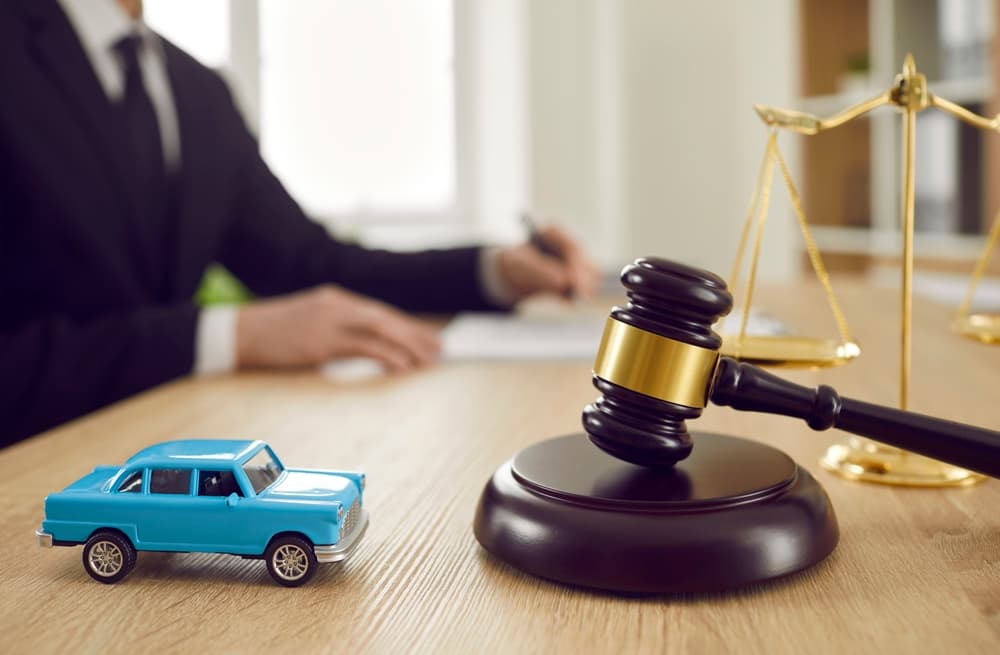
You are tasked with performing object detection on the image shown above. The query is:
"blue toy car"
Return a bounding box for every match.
[35,439,368,587]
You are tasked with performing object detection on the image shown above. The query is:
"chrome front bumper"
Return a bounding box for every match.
[35,529,53,548]
[314,510,369,563]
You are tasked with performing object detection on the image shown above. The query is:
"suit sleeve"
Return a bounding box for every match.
[0,304,198,446]
[210,78,500,313]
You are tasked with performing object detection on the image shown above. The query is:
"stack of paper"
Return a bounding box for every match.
[441,309,790,362]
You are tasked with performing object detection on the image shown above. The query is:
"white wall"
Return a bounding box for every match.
[523,0,624,270]
[216,0,802,281]
[456,0,530,243]
[524,0,800,280]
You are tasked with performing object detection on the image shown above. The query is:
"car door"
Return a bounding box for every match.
[178,468,258,555]
[137,467,197,549]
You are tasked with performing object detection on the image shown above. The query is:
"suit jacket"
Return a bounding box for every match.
[0,0,498,446]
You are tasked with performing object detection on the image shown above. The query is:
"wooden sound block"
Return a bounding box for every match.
[474,432,839,594]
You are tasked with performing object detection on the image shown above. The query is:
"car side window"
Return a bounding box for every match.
[197,470,243,497]
[149,469,192,495]
[117,470,143,493]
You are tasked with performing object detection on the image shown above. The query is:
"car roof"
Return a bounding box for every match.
[124,439,265,469]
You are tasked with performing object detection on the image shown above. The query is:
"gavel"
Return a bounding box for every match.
[583,257,1000,478]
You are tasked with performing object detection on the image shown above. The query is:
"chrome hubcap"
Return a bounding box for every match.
[273,544,308,580]
[88,541,124,577]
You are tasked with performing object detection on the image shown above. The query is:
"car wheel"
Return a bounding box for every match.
[83,531,136,584]
[265,536,317,587]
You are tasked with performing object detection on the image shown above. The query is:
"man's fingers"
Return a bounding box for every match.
[521,248,572,294]
[393,314,442,356]
[538,226,578,257]
[333,333,415,373]
[341,305,439,369]
[536,226,599,298]
[568,256,600,298]
[340,298,437,341]
[349,304,441,366]
[237,285,445,372]
[309,289,439,370]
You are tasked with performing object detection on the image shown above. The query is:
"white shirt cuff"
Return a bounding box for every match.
[195,305,239,375]
[478,247,521,308]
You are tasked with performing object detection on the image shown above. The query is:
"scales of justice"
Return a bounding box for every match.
[473,55,1000,594]
[726,53,1000,487]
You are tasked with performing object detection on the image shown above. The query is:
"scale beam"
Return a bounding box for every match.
[754,93,890,135]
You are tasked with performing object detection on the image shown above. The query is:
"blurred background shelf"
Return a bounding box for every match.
[799,0,1000,281]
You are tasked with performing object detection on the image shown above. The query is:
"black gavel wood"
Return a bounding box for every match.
[583,257,1000,479]
[712,358,1000,479]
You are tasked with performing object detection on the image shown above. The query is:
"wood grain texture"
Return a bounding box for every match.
[1,281,998,654]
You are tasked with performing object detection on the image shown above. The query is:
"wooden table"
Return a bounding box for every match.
[1,280,998,654]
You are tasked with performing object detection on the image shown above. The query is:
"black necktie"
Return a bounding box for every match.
[114,33,170,289]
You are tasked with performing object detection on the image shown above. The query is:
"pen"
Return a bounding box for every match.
[521,212,561,260]
[521,211,574,299]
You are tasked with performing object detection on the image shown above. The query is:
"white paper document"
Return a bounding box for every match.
[441,313,606,361]
[440,309,790,362]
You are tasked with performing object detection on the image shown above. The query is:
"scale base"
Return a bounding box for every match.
[953,314,1000,345]
[474,432,839,594]
[821,437,985,487]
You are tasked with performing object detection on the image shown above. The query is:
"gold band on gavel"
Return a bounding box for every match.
[593,318,720,408]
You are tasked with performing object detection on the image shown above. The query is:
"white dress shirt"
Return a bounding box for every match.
[58,0,181,169]
[58,0,517,376]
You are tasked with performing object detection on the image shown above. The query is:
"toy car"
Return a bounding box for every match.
[35,439,368,587]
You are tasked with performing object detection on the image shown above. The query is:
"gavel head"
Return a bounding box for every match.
[582,258,732,467]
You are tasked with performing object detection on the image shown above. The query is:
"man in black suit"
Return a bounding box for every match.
[0,0,599,446]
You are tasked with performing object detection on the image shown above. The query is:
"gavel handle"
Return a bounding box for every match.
[710,358,1000,479]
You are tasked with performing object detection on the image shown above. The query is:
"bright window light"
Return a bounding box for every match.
[143,0,230,69]
[259,0,456,218]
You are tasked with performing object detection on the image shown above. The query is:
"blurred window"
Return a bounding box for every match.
[145,0,457,225]
[143,0,230,68]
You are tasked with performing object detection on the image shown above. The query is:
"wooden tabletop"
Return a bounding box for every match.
[1,279,998,654]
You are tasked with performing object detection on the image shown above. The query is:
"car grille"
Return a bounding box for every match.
[340,499,361,541]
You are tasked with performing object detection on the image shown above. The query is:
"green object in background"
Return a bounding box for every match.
[845,53,870,74]
[194,265,254,306]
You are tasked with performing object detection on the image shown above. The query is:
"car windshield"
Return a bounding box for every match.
[242,448,284,495]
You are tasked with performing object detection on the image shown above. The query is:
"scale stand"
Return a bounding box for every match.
[741,55,990,487]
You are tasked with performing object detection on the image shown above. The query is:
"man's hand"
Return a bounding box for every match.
[496,225,601,301]
[236,286,441,372]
